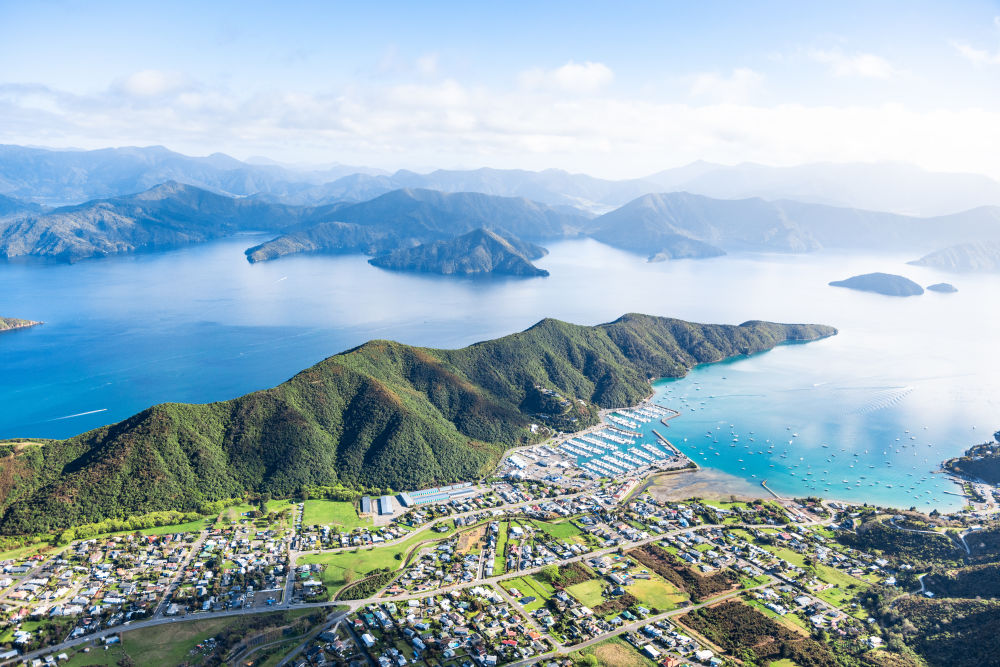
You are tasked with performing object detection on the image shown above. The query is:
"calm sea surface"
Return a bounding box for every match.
[3,234,998,511]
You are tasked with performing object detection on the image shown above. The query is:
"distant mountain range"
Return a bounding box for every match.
[0,314,834,533]
[910,240,1000,273]
[4,179,1000,267]
[245,188,585,264]
[0,182,310,262]
[0,144,380,206]
[369,228,550,277]
[586,192,1000,260]
[5,144,1000,216]
[645,161,1000,217]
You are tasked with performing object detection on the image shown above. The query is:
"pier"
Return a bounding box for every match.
[760,479,783,500]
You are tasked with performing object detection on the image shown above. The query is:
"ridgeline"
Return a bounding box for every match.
[0,314,835,534]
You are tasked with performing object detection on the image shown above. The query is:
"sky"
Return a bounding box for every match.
[2,0,1000,178]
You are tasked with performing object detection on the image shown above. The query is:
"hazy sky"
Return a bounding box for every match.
[2,0,1000,178]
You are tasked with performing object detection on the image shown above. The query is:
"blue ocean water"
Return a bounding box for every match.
[2,235,997,511]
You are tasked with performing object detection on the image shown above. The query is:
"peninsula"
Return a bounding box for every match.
[0,314,835,534]
[910,240,1000,273]
[943,431,1000,485]
[829,272,924,296]
[0,317,41,332]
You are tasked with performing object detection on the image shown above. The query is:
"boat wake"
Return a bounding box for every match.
[48,408,108,421]
[850,386,914,415]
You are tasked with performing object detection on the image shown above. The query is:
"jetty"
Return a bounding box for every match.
[760,479,783,500]
[652,429,681,455]
[659,406,681,427]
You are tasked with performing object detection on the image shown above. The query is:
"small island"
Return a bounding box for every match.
[926,282,958,293]
[369,228,550,277]
[828,272,924,297]
[0,316,42,332]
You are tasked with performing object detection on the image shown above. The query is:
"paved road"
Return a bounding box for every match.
[5,488,839,666]
[504,580,773,667]
[151,530,210,618]
[274,608,351,667]
[293,490,589,558]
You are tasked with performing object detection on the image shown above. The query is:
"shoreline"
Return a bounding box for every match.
[0,318,42,333]
[576,387,974,513]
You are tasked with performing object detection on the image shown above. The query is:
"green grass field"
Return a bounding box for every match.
[530,519,582,540]
[571,636,656,667]
[125,609,319,665]
[761,544,808,567]
[493,522,509,574]
[299,521,472,598]
[137,517,213,536]
[57,612,313,666]
[745,598,808,633]
[505,574,555,611]
[566,578,605,607]
[0,540,55,561]
[220,498,295,525]
[806,561,869,609]
[768,659,801,667]
[626,574,687,610]
[703,500,750,511]
[61,645,126,666]
[302,500,370,529]
[741,574,772,588]
[757,543,867,610]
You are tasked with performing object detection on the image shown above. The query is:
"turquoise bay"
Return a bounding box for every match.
[2,235,998,512]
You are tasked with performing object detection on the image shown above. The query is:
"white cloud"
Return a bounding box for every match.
[117,70,189,97]
[688,68,763,103]
[519,61,614,94]
[810,49,898,78]
[3,74,1000,181]
[416,53,439,77]
[953,41,1000,65]
[951,16,1000,65]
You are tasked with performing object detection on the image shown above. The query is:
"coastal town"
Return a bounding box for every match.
[1,401,997,667]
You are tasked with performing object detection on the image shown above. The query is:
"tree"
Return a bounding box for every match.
[540,564,560,584]
[343,569,356,584]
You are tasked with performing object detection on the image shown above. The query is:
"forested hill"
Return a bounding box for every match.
[0,314,835,534]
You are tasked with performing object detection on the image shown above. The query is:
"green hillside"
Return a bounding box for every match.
[0,314,834,534]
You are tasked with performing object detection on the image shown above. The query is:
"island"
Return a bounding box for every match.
[368,228,550,277]
[910,240,1000,272]
[927,282,958,293]
[828,272,924,296]
[0,316,41,332]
